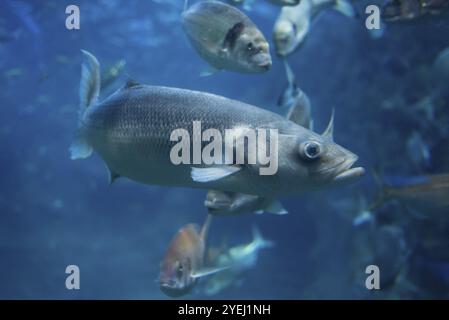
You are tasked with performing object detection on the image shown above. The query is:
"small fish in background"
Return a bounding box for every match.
[204,190,288,216]
[431,47,449,99]
[56,55,71,65]
[333,193,375,227]
[267,0,301,6]
[406,131,431,170]
[273,0,355,57]
[203,226,274,296]
[0,27,22,44]
[371,171,449,215]
[382,0,422,21]
[278,60,313,130]
[351,195,375,228]
[159,214,227,297]
[382,0,449,22]
[228,0,300,10]
[227,0,256,11]
[182,1,272,75]
[101,59,126,91]
[3,68,23,79]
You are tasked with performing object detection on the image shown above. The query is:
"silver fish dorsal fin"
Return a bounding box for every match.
[322,108,335,141]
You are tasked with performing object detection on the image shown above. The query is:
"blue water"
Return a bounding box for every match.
[0,0,448,299]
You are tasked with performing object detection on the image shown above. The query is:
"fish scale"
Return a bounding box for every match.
[83,85,299,193]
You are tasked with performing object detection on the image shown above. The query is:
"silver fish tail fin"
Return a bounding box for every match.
[70,49,100,160]
[252,226,274,250]
[79,49,100,111]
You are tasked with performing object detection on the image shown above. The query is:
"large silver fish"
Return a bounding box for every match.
[70,51,364,197]
[182,1,272,74]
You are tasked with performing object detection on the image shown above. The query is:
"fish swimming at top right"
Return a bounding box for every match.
[273,0,355,57]
[382,0,449,22]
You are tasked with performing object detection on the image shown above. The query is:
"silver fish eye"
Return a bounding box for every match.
[247,42,254,51]
[300,141,321,160]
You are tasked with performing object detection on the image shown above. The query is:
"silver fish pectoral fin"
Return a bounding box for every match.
[191,165,242,183]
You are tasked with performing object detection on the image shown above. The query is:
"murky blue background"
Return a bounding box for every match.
[0,0,448,299]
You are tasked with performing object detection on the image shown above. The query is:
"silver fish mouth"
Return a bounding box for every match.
[253,53,272,70]
[332,155,365,184]
[258,61,272,70]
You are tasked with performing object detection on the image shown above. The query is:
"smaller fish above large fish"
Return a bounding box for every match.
[273,0,355,57]
[159,214,227,297]
[278,60,313,130]
[204,190,288,216]
[382,0,449,22]
[182,1,272,74]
